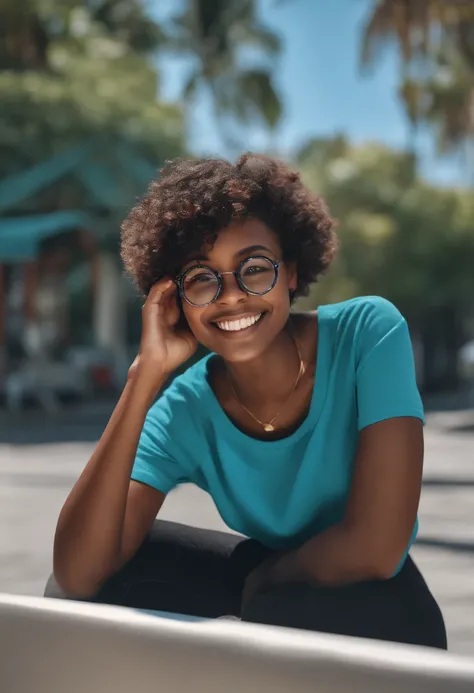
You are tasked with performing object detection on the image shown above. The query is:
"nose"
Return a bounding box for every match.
[217,271,247,305]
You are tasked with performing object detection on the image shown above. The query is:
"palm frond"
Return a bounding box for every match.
[361,0,474,68]
[231,24,282,54]
[399,77,426,124]
[165,0,282,133]
[183,71,199,100]
[235,68,282,128]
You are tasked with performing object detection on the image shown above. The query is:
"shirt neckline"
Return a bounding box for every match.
[201,307,330,448]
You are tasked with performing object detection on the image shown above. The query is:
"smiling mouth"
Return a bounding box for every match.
[213,313,264,332]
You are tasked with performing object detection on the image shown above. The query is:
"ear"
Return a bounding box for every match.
[286,261,298,293]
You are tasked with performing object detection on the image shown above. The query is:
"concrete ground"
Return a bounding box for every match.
[0,408,473,656]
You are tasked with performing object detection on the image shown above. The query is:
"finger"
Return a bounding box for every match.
[144,279,175,308]
[162,289,181,328]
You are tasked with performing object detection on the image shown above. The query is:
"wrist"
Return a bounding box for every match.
[127,366,169,404]
[271,550,305,584]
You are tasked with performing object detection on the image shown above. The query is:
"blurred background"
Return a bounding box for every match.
[1,0,474,656]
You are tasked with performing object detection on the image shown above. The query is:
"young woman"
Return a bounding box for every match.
[48,154,447,649]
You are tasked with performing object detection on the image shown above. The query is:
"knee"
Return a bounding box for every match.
[44,573,79,601]
[44,572,111,603]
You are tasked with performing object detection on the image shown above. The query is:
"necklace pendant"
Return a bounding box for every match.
[263,423,275,432]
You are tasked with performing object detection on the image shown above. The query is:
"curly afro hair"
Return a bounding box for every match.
[121,153,338,299]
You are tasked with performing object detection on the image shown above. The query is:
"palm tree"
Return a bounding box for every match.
[164,0,283,148]
[425,48,474,147]
[0,0,164,71]
[1,0,283,150]
[361,0,474,157]
[362,1,474,68]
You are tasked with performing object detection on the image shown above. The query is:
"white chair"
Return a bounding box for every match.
[1,593,473,693]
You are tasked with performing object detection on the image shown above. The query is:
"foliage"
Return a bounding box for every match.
[296,136,474,318]
[0,0,283,183]
[0,0,165,71]
[362,0,474,153]
[0,53,184,178]
[0,0,185,223]
[362,1,474,68]
[164,0,283,144]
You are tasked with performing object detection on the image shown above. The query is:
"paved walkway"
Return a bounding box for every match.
[0,412,473,655]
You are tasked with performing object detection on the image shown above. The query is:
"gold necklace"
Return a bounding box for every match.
[227,332,306,433]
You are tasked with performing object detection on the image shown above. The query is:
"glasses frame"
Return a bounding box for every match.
[176,255,282,307]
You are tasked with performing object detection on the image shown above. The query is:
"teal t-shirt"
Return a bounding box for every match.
[132,296,424,571]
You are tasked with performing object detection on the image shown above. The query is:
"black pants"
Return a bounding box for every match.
[45,520,447,649]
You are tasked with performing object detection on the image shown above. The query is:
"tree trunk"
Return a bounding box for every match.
[420,305,464,393]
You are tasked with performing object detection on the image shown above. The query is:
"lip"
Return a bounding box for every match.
[209,312,267,338]
[210,311,264,324]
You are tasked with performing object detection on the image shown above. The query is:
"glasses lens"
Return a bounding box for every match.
[239,257,276,295]
[182,266,219,305]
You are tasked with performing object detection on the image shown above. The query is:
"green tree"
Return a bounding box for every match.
[0,0,165,70]
[1,0,283,158]
[165,0,283,148]
[0,0,174,168]
[362,0,474,156]
[296,136,474,389]
[296,136,474,314]
[362,1,474,69]
[0,0,185,210]
[0,52,184,176]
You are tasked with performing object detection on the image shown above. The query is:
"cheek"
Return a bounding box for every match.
[272,274,292,305]
[181,304,205,335]
[279,261,297,292]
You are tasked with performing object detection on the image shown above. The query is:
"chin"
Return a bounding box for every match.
[217,343,269,364]
[203,321,284,364]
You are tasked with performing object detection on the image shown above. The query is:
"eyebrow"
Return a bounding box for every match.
[236,244,273,257]
[186,244,274,264]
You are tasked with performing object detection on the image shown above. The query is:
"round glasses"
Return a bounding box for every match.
[176,256,282,307]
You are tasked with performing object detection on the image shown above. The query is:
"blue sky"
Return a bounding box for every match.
[154,0,466,186]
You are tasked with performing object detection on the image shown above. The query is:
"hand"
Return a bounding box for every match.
[242,553,283,608]
[129,278,198,390]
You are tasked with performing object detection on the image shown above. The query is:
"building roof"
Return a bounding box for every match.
[0,211,95,262]
[0,140,157,263]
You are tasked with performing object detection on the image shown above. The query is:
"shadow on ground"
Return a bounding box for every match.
[423,478,474,487]
[0,425,109,445]
[448,423,474,434]
[0,402,114,445]
[416,538,474,554]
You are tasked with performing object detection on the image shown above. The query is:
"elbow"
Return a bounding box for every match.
[53,538,120,600]
[53,557,113,600]
[343,519,408,581]
[369,561,397,581]
[366,546,405,581]
[53,568,101,600]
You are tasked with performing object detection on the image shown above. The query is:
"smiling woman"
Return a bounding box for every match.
[172,219,299,365]
[120,155,336,298]
[47,154,447,651]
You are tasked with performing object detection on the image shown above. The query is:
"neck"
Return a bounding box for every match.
[225,319,302,406]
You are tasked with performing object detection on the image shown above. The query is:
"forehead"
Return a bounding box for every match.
[205,218,279,259]
[180,218,281,272]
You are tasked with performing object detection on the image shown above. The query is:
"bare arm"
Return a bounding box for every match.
[270,417,424,586]
[53,372,167,598]
[53,279,197,598]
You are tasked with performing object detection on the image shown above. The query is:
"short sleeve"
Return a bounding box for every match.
[131,401,192,494]
[356,299,424,431]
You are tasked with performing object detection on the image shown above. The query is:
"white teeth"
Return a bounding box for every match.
[216,313,262,332]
